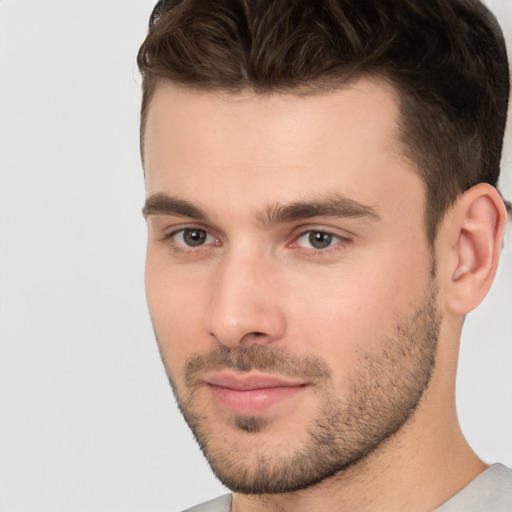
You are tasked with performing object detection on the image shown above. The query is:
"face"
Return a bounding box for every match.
[143,79,441,494]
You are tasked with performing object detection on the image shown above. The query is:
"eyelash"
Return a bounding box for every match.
[161,226,219,253]
[293,229,350,252]
[160,226,351,255]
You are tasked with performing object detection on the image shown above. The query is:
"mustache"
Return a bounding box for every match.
[184,345,331,387]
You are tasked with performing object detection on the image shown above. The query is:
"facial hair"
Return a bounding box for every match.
[158,278,441,495]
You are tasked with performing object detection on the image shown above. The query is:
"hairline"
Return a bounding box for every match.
[141,70,409,162]
[140,72,445,249]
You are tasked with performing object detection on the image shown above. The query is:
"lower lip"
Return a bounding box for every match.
[207,384,306,415]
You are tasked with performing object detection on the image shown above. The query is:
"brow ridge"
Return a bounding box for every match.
[143,193,208,219]
[256,194,380,225]
[143,192,380,226]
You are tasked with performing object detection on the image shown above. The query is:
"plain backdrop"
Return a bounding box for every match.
[0,1,511,511]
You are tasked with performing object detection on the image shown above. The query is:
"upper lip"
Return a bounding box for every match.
[205,372,307,390]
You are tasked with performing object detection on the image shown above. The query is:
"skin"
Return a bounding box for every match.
[143,78,507,511]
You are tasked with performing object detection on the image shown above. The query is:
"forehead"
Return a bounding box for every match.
[144,79,401,165]
[143,78,422,220]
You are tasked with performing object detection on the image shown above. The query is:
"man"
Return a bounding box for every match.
[137,0,512,510]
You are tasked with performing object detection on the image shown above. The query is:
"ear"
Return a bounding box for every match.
[442,183,508,315]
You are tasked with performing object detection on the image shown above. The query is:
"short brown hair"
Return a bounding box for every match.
[137,0,509,244]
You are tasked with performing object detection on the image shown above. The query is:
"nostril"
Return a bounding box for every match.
[240,331,270,345]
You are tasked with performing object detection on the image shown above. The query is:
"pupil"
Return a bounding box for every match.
[309,231,332,249]
[184,229,207,246]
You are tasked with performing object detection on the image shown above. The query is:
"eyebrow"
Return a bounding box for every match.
[143,192,380,224]
[256,194,381,225]
[143,193,209,219]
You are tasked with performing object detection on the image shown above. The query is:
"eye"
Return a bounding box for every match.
[295,230,344,250]
[171,228,216,248]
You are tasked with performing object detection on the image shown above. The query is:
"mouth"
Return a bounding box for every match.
[204,372,308,415]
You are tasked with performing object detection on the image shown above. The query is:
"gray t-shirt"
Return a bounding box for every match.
[182,463,512,512]
[182,493,232,512]
[434,464,512,512]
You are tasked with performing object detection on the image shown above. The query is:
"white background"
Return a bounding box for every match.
[0,1,511,511]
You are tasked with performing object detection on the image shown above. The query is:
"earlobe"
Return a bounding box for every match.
[445,183,508,315]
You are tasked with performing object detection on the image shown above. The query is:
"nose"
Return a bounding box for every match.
[206,251,287,348]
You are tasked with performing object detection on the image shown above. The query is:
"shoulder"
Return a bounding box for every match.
[435,464,512,512]
[180,494,232,512]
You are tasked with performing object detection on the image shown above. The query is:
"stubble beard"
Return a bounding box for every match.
[158,278,441,495]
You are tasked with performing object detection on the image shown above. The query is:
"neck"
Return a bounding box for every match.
[232,362,485,512]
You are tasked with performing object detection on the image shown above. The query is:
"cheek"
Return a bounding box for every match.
[284,249,427,358]
[285,279,387,363]
[144,252,210,372]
